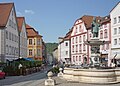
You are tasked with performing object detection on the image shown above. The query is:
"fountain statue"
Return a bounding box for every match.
[85,17,105,67]
[91,17,100,38]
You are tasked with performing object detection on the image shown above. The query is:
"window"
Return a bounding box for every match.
[114,17,117,24]
[6,45,8,54]
[72,45,74,53]
[83,44,86,51]
[37,39,41,45]
[89,34,92,39]
[12,33,14,41]
[102,45,104,50]
[9,46,11,55]
[29,39,32,45]
[72,38,74,44]
[119,38,120,45]
[66,51,68,55]
[118,16,120,23]
[79,56,81,61]
[76,45,78,52]
[114,39,117,45]
[76,56,78,61]
[100,31,103,39]
[79,44,82,52]
[76,37,78,43]
[73,56,75,62]
[37,49,41,56]
[9,32,11,40]
[104,29,108,38]
[79,36,81,43]
[76,27,78,33]
[79,25,81,32]
[34,39,35,45]
[15,47,17,55]
[9,19,12,26]
[12,47,14,55]
[6,31,8,39]
[29,49,33,56]
[65,42,68,46]
[119,27,120,34]
[83,35,86,41]
[114,28,117,35]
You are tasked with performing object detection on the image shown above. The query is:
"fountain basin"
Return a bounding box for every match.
[63,67,120,84]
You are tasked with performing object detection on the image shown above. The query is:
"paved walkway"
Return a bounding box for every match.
[4,76,120,86]
[53,77,120,86]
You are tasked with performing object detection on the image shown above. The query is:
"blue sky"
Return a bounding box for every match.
[1,0,120,43]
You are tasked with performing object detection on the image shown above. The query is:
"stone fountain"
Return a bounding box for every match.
[62,17,120,84]
[85,38,105,67]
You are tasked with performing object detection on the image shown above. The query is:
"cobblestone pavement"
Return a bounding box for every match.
[53,77,120,86]
[4,76,120,86]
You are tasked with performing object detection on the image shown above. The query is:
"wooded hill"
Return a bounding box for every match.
[45,43,58,54]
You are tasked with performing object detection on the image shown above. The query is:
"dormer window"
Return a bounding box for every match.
[76,27,78,33]
[79,25,81,32]
[105,17,108,19]
[98,19,100,22]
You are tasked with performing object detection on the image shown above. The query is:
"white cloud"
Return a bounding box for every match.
[16,11,22,16]
[24,9,35,14]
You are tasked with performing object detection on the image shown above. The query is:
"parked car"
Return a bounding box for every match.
[0,68,5,79]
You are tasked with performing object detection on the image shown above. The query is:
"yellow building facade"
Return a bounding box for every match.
[26,24,43,61]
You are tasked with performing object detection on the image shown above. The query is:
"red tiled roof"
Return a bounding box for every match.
[81,15,94,29]
[17,17,25,32]
[26,24,33,28]
[0,3,13,27]
[26,24,42,37]
[75,15,102,29]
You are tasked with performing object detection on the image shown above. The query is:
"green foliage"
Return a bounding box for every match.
[48,67,59,74]
[3,60,42,76]
[52,67,59,74]
[45,43,58,54]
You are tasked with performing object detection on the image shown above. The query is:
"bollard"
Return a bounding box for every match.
[45,71,55,86]
[57,68,63,77]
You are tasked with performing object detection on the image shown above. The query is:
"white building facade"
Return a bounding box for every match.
[17,17,27,58]
[58,39,71,64]
[99,16,111,66]
[0,3,19,62]
[58,31,71,64]
[71,16,90,65]
[110,2,120,65]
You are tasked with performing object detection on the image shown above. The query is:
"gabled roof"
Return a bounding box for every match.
[0,3,13,27]
[80,15,102,29]
[26,24,42,37]
[26,24,33,28]
[17,17,25,32]
[80,15,94,29]
[74,15,103,30]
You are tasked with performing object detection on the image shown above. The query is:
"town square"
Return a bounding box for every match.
[1,0,120,86]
